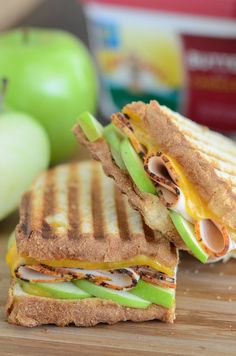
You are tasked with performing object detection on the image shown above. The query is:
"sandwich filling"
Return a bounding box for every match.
[7,237,176,310]
[114,108,236,262]
[76,109,236,263]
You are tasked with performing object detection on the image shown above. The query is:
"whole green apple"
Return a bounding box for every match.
[0,111,50,220]
[0,28,97,163]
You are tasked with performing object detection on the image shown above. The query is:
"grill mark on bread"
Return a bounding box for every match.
[19,192,32,237]
[120,101,236,230]
[141,218,155,243]
[185,139,236,174]
[16,161,178,265]
[41,171,56,240]
[91,163,104,239]
[114,187,130,241]
[173,116,236,154]
[68,164,79,239]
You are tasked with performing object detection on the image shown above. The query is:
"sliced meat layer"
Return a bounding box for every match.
[134,266,176,289]
[195,219,231,257]
[54,267,140,290]
[16,266,69,283]
[16,266,140,291]
[144,153,193,223]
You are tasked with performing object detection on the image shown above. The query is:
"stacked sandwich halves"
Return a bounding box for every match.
[6,161,178,327]
[6,100,236,327]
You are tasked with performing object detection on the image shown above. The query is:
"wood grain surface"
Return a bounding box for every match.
[0,154,235,355]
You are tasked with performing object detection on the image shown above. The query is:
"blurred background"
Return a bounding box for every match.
[0,0,87,41]
[2,0,236,133]
[0,0,235,222]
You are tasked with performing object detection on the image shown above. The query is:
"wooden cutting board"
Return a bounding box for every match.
[0,155,235,355]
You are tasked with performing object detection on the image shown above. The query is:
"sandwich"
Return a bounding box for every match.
[73,101,236,263]
[6,160,178,327]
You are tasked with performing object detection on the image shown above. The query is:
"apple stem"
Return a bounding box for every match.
[0,78,8,112]
[22,27,29,43]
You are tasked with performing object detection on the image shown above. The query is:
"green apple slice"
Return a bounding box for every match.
[120,138,156,194]
[129,280,175,309]
[19,280,91,299]
[77,112,103,142]
[169,210,209,263]
[103,124,126,170]
[74,279,150,309]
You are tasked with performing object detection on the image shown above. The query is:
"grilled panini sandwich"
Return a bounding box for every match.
[73,101,236,263]
[6,161,178,327]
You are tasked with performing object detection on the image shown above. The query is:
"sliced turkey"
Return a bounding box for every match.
[144,153,194,223]
[16,265,140,291]
[195,219,230,257]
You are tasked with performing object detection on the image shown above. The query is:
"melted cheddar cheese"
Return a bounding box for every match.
[6,241,175,277]
[123,107,229,225]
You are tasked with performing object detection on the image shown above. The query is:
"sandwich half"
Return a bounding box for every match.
[73,101,236,263]
[6,161,178,327]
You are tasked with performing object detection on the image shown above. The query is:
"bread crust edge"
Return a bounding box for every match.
[6,282,175,327]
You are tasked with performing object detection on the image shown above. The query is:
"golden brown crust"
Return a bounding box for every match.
[73,126,184,249]
[6,283,175,327]
[127,100,236,230]
[16,160,178,268]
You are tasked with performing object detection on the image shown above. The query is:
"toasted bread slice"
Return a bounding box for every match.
[6,282,174,327]
[123,100,236,231]
[16,161,177,268]
[73,128,184,249]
